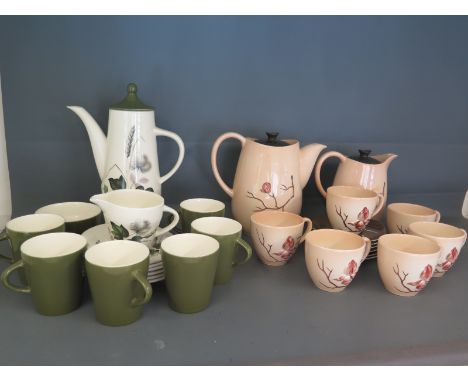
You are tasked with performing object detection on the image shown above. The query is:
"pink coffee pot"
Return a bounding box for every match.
[211,132,326,233]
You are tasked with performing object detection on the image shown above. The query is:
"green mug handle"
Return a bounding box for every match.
[1,260,31,293]
[130,270,153,307]
[234,237,252,266]
[0,229,13,262]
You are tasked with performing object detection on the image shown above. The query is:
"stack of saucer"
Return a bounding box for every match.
[82,224,171,283]
[362,220,386,261]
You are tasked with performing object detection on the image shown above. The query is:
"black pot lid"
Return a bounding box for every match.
[350,149,381,164]
[255,132,291,147]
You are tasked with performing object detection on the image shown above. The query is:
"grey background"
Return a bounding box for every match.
[0,16,467,214]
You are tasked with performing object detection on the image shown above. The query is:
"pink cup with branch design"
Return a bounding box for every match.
[250,211,312,266]
[377,234,440,297]
[408,222,467,277]
[326,186,384,233]
[304,229,371,293]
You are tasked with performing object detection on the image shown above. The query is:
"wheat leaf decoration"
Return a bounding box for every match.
[126,126,135,158]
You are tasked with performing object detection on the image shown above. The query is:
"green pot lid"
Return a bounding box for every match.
[110,83,153,111]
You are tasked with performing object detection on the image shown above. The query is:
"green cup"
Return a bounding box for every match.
[179,198,225,233]
[35,202,102,234]
[1,232,87,316]
[191,217,252,284]
[85,240,152,326]
[161,233,219,313]
[0,214,66,284]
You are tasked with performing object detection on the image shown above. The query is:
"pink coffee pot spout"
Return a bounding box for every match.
[299,143,327,189]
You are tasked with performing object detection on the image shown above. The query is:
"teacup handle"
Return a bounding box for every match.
[299,217,313,244]
[360,237,371,263]
[130,270,153,307]
[1,260,31,293]
[155,206,180,237]
[434,210,441,222]
[0,229,13,262]
[234,237,252,266]
[372,195,385,218]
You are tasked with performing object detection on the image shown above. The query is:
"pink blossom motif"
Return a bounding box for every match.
[440,247,459,271]
[273,236,297,261]
[334,259,358,286]
[408,264,433,290]
[353,207,370,231]
[261,182,272,194]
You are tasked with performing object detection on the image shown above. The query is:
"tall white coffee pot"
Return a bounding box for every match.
[0,74,12,231]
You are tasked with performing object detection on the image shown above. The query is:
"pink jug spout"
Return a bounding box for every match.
[299,143,327,189]
[374,153,398,168]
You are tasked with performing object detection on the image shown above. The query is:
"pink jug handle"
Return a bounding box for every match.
[153,126,185,184]
[314,151,347,197]
[211,132,246,198]
[434,210,441,222]
[299,217,313,244]
[372,194,385,218]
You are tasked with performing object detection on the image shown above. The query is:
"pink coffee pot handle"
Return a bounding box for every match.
[314,151,347,197]
[211,132,246,198]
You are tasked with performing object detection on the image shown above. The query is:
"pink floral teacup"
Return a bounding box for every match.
[377,234,440,297]
[325,186,384,233]
[250,211,312,267]
[408,222,467,277]
[304,229,371,293]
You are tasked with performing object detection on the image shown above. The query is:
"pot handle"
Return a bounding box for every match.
[314,151,347,197]
[211,132,246,198]
[153,126,185,185]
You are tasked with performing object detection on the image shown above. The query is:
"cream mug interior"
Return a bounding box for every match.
[85,240,150,267]
[35,202,101,223]
[7,214,65,233]
[305,228,367,251]
[379,233,441,254]
[21,232,87,258]
[180,198,225,213]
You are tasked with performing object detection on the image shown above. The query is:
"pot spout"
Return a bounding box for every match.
[299,143,327,189]
[67,106,107,179]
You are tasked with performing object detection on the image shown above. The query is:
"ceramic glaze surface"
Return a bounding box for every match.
[408,222,467,277]
[377,234,440,297]
[90,189,179,248]
[326,186,384,233]
[250,210,312,266]
[0,74,11,231]
[386,203,441,234]
[1,232,86,316]
[315,152,397,220]
[67,84,184,195]
[211,132,325,232]
[463,191,468,219]
[191,217,252,284]
[304,229,370,292]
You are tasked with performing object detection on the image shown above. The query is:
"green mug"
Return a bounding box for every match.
[85,240,152,326]
[161,233,219,313]
[191,217,252,284]
[35,202,102,234]
[0,214,66,284]
[1,232,87,316]
[179,198,225,233]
